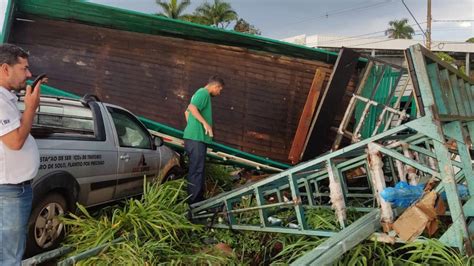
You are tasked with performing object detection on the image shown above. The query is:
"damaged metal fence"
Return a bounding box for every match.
[190,44,473,264]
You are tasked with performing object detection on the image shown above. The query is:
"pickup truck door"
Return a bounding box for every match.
[107,107,160,199]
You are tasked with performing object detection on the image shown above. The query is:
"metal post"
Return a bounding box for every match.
[326,160,346,229]
[395,159,407,182]
[402,143,418,185]
[367,143,393,229]
[288,174,308,230]
[332,62,374,150]
[304,179,316,206]
[433,138,471,251]
[426,0,432,50]
[466,53,470,77]
[255,187,270,227]
[443,122,474,196]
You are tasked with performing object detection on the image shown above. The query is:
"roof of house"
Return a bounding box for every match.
[15,0,340,63]
[283,34,474,53]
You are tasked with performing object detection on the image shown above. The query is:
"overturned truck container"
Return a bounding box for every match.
[1,0,372,164]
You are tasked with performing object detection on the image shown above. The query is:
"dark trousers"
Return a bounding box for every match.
[184,139,207,205]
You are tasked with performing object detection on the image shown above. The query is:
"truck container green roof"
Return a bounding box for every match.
[13,0,340,63]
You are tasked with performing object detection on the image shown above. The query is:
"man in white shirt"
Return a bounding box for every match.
[0,44,42,265]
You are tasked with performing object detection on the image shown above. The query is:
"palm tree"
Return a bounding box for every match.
[182,13,212,25]
[385,18,415,39]
[156,0,191,19]
[195,0,238,28]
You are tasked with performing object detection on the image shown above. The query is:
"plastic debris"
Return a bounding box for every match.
[381,182,470,208]
[380,181,424,208]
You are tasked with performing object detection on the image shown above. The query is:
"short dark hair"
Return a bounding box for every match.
[208,75,225,87]
[0,44,29,66]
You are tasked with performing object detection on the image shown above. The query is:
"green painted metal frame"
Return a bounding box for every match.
[190,44,473,264]
[355,64,404,139]
[407,44,473,251]
[291,209,381,265]
[333,56,413,150]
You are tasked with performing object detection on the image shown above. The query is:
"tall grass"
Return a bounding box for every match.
[62,180,231,265]
[271,237,474,266]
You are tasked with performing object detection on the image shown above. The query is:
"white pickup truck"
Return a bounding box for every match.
[18,94,181,256]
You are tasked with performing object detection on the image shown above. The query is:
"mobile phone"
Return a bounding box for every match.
[31,73,47,91]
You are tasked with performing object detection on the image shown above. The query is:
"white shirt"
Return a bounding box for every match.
[0,87,39,184]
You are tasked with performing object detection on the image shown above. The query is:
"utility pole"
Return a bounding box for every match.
[426,0,432,50]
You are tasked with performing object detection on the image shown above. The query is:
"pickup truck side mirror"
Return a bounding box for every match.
[153,136,164,149]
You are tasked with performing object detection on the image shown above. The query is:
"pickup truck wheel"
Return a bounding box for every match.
[26,193,67,256]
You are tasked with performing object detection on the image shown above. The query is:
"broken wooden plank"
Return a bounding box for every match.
[302,48,361,161]
[288,68,327,164]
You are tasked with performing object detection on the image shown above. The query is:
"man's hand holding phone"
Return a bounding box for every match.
[25,74,47,113]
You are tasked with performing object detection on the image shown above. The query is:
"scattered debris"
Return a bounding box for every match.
[393,191,445,242]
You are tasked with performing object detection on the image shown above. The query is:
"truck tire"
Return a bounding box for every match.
[25,193,68,256]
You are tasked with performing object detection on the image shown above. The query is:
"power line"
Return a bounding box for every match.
[310,21,426,46]
[310,31,467,48]
[296,21,469,48]
[337,33,426,48]
[315,0,395,19]
[290,0,394,25]
[313,23,469,46]
[304,34,388,47]
[277,1,470,46]
[268,0,396,35]
[400,0,427,38]
[348,38,406,47]
[433,19,474,23]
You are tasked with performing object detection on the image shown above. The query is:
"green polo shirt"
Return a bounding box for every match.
[183,88,213,144]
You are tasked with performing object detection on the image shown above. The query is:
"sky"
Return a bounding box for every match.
[90,0,474,42]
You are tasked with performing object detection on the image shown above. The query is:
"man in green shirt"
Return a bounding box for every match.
[184,76,224,204]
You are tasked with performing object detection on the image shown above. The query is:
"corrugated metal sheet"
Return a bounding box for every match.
[355,66,402,139]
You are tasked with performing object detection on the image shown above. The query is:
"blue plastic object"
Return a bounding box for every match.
[441,184,469,201]
[381,182,470,208]
[380,181,424,208]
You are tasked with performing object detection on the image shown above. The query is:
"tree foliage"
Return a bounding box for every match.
[234,18,261,35]
[195,0,238,28]
[156,0,191,19]
[385,18,415,39]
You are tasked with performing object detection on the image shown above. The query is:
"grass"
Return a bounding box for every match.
[270,235,324,265]
[204,163,236,198]
[59,167,474,265]
[334,238,474,266]
[61,179,232,265]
